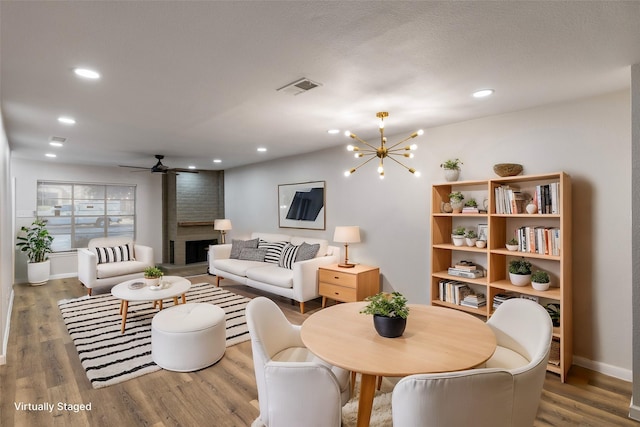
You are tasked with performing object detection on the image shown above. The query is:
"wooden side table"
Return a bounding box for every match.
[318,264,380,308]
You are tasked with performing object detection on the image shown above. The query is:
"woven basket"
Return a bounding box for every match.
[493,163,523,177]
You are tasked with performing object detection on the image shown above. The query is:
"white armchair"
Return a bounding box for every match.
[392,298,552,427]
[77,237,154,295]
[246,297,350,427]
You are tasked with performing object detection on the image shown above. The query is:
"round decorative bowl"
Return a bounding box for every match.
[509,273,531,287]
[493,163,523,177]
[532,281,550,291]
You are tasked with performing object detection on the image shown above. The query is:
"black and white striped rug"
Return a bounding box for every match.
[58,283,251,389]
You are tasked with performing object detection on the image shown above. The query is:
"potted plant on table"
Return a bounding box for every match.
[531,270,551,291]
[16,219,54,285]
[451,226,466,247]
[440,158,463,182]
[144,266,164,287]
[448,191,465,213]
[360,292,410,338]
[508,258,532,287]
[506,238,519,251]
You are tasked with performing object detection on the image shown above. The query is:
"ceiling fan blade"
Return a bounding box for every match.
[171,168,199,174]
[119,165,151,170]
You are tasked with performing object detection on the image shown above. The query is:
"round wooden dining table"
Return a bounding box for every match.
[300,302,497,427]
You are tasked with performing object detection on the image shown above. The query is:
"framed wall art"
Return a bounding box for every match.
[278,181,325,230]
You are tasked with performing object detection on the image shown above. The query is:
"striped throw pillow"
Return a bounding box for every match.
[278,243,300,270]
[258,240,288,264]
[95,244,133,264]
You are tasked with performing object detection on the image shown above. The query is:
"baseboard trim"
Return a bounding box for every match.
[629,403,640,421]
[573,355,632,382]
[1,287,14,365]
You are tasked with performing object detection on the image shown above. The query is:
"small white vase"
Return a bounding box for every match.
[452,235,465,247]
[466,237,477,247]
[475,240,487,248]
[144,277,160,287]
[532,281,550,291]
[450,200,464,213]
[444,169,460,182]
[506,244,519,251]
[509,272,531,287]
[526,203,537,214]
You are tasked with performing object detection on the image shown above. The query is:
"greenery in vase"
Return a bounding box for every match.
[464,198,478,208]
[507,238,519,245]
[448,191,464,202]
[465,230,477,239]
[508,258,532,275]
[531,270,550,283]
[144,266,164,278]
[16,219,53,263]
[360,292,409,319]
[440,158,463,170]
[452,226,466,236]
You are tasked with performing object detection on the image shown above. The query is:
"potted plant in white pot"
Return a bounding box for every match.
[531,270,550,291]
[508,257,532,287]
[506,238,519,251]
[448,191,464,213]
[465,229,478,247]
[440,158,463,182]
[143,266,164,287]
[360,292,410,338]
[16,219,54,285]
[451,226,466,247]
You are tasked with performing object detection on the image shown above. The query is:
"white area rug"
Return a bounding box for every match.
[58,283,251,388]
[342,391,393,427]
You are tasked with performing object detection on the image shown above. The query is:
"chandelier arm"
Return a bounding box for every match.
[387,147,413,154]
[386,154,413,172]
[386,133,419,151]
[350,155,379,173]
[350,134,379,151]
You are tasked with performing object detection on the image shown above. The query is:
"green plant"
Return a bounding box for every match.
[546,303,560,326]
[464,198,477,208]
[440,158,463,170]
[531,270,550,283]
[360,292,409,319]
[465,230,477,239]
[507,238,518,245]
[448,191,464,202]
[508,258,532,275]
[16,219,53,263]
[452,226,466,236]
[144,266,163,278]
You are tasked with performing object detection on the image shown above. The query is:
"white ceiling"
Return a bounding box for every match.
[2,1,640,171]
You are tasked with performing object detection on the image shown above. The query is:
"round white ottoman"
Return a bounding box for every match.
[152,303,226,372]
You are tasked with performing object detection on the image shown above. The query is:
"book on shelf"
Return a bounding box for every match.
[439,280,476,305]
[460,293,487,308]
[492,292,519,309]
[454,261,477,271]
[535,182,560,214]
[447,267,484,279]
[461,206,479,213]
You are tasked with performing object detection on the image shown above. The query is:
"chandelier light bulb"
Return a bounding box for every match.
[379,120,385,129]
[347,145,355,151]
[410,144,418,150]
[344,130,352,137]
[417,129,424,136]
[377,165,384,174]
[414,171,421,177]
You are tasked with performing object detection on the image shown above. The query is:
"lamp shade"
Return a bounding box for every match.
[214,219,232,231]
[333,226,361,243]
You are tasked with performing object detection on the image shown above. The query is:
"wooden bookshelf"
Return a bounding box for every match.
[430,172,572,381]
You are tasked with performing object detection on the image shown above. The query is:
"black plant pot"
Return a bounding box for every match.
[373,315,407,338]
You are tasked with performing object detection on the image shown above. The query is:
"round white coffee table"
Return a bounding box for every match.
[111,276,191,333]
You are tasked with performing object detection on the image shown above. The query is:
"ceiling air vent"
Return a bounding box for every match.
[50,136,67,143]
[277,78,322,96]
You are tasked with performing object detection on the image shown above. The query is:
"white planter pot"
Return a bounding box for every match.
[144,277,160,287]
[506,244,519,251]
[532,281,550,291]
[466,237,477,247]
[27,260,50,285]
[475,240,487,248]
[509,272,531,287]
[450,200,464,213]
[451,235,465,247]
[444,169,460,182]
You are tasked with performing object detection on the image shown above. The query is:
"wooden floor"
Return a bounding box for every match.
[1,275,637,427]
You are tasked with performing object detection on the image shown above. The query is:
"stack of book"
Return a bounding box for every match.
[460,293,486,308]
[447,262,484,279]
[492,292,518,309]
[461,206,479,213]
[438,280,474,305]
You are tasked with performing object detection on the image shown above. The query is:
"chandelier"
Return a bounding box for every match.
[344,112,423,179]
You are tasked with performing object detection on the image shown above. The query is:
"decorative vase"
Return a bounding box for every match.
[466,237,477,247]
[27,260,50,285]
[450,200,464,213]
[526,203,537,214]
[509,272,531,287]
[144,277,160,287]
[475,240,487,248]
[444,169,460,182]
[532,281,550,291]
[373,315,407,338]
[452,235,465,246]
[506,244,519,251]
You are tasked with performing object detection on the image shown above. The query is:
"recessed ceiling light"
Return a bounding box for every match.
[45,153,57,158]
[257,147,267,152]
[472,89,494,98]
[327,129,340,134]
[74,68,101,79]
[49,142,64,147]
[188,165,196,169]
[58,116,76,125]
[213,159,222,163]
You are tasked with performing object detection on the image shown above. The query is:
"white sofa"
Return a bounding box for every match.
[209,232,339,313]
[78,236,154,295]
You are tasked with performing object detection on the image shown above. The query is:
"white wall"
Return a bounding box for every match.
[0,109,14,364]
[630,63,640,420]
[225,90,632,379]
[11,158,163,283]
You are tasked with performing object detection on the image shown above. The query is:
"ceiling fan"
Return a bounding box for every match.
[119,154,198,174]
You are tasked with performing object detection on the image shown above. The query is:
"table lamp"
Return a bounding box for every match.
[333,226,360,268]
[214,219,232,244]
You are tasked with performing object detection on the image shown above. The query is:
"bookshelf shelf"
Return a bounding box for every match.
[430,172,572,382]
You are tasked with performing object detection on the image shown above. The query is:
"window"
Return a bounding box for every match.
[37,181,136,252]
